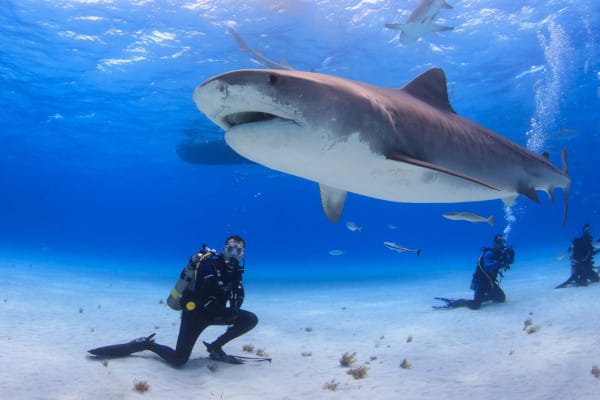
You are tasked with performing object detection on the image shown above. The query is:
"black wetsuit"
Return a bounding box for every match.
[557,233,599,287]
[436,246,514,310]
[149,253,258,366]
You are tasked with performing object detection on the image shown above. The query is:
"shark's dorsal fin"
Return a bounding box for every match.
[319,184,347,223]
[402,68,456,114]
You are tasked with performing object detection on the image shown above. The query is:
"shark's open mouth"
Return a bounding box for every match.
[223,111,298,129]
[224,111,278,128]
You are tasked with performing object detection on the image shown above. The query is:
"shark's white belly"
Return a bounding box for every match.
[225,124,511,204]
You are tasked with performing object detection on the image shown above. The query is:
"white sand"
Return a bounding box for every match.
[1,257,600,399]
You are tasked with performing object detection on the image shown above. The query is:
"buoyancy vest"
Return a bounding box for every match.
[166,249,217,311]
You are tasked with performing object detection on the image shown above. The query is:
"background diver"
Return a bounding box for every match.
[89,235,265,366]
[555,224,599,288]
[434,234,515,310]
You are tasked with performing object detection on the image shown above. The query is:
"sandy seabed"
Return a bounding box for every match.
[1,257,600,400]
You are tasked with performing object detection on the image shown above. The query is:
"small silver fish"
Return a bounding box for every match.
[345,221,363,232]
[442,212,494,226]
[387,224,398,230]
[328,249,345,256]
[383,242,421,256]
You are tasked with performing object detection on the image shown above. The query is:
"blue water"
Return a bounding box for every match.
[1,0,598,282]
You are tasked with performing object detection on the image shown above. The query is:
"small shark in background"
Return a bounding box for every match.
[384,242,421,256]
[442,212,494,226]
[385,0,454,45]
[192,68,570,224]
[228,27,294,70]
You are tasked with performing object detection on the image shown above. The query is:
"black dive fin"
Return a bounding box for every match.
[554,278,575,289]
[88,333,156,358]
[319,183,347,223]
[386,152,500,191]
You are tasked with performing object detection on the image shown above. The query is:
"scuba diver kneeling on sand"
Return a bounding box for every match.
[434,234,515,310]
[555,224,599,288]
[89,235,266,366]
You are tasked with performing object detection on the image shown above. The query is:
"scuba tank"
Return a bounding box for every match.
[166,245,216,310]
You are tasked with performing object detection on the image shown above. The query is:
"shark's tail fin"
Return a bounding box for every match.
[561,148,569,226]
[228,27,250,52]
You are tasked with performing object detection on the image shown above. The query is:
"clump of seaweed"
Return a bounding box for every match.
[301,351,312,357]
[400,358,412,369]
[323,379,340,391]
[526,325,540,334]
[523,318,533,331]
[153,325,160,330]
[346,365,368,379]
[159,299,164,305]
[133,380,150,393]
[305,327,313,332]
[255,348,268,357]
[79,307,84,314]
[207,363,218,373]
[406,335,413,343]
[370,355,377,361]
[591,365,600,378]
[242,344,255,353]
[101,360,109,367]
[339,352,357,367]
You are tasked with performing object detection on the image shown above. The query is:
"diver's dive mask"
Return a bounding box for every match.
[223,241,245,262]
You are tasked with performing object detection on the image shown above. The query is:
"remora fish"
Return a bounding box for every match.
[228,27,293,71]
[442,212,494,226]
[345,221,363,232]
[192,68,570,224]
[385,0,454,45]
[384,242,421,256]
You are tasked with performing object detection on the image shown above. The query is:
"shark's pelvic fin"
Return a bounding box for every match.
[401,68,456,114]
[386,152,500,191]
[319,183,347,223]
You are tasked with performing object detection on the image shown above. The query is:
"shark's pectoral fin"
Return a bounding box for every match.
[386,152,500,191]
[384,23,403,31]
[442,1,453,9]
[319,184,347,223]
[432,25,454,32]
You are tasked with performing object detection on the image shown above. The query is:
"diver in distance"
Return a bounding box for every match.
[555,224,599,288]
[89,235,265,366]
[434,234,515,310]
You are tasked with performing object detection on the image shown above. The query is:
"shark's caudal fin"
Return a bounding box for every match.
[386,152,500,191]
[401,68,456,114]
[319,184,347,223]
[228,27,250,52]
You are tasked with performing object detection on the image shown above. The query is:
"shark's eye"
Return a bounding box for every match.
[268,74,278,85]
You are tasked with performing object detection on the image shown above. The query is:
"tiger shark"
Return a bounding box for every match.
[192,68,570,224]
[385,0,454,45]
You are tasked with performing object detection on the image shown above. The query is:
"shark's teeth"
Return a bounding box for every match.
[224,111,276,127]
